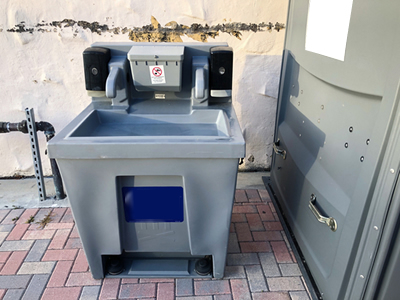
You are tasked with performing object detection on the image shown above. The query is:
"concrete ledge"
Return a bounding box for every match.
[236,172,269,190]
[0,178,69,209]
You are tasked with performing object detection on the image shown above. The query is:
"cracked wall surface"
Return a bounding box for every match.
[0,0,288,176]
[7,17,285,42]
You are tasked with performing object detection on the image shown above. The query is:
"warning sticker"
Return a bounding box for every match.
[149,65,166,84]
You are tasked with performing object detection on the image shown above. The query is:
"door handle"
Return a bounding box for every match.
[309,194,337,232]
[273,139,286,160]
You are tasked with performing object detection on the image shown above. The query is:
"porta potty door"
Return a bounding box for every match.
[270,0,400,299]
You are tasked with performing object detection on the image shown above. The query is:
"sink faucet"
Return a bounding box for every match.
[106,67,121,99]
[105,58,129,106]
[192,56,209,107]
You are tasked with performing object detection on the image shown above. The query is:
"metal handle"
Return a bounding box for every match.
[273,139,286,160]
[309,194,337,232]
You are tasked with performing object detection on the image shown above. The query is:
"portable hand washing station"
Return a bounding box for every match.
[48,42,245,279]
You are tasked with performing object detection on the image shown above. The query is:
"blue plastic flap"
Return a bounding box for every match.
[122,186,184,222]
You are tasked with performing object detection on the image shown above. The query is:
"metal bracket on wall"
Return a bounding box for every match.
[25,108,46,201]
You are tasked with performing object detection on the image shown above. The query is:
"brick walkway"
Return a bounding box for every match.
[0,189,310,300]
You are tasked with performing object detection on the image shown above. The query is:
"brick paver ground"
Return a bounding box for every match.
[0,189,310,299]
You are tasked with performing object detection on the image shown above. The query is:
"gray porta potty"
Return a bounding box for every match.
[48,42,245,279]
[268,0,400,299]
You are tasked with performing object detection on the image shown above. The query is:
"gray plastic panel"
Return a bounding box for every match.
[285,0,397,96]
[270,1,400,299]
[57,157,238,279]
[117,176,190,252]
[368,175,400,300]
[127,45,184,61]
[128,45,184,92]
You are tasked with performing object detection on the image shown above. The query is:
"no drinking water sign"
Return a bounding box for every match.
[149,65,166,84]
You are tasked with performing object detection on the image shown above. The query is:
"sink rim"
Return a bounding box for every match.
[48,103,245,159]
[66,108,232,139]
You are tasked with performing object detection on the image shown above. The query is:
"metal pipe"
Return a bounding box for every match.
[34,122,66,199]
[35,122,66,200]
[0,119,66,200]
[36,121,55,140]
[0,120,28,133]
[0,122,9,133]
[49,158,66,200]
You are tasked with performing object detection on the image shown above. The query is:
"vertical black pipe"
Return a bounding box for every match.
[49,158,66,199]
[36,122,67,200]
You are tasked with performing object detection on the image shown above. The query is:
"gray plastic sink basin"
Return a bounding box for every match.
[68,109,230,138]
[48,103,245,159]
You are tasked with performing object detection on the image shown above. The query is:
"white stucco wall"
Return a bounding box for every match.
[0,0,288,177]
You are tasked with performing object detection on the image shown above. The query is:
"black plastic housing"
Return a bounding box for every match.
[83,47,111,91]
[209,47,233,91]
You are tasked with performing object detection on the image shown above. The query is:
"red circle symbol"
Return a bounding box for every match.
[152,67,162,77]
